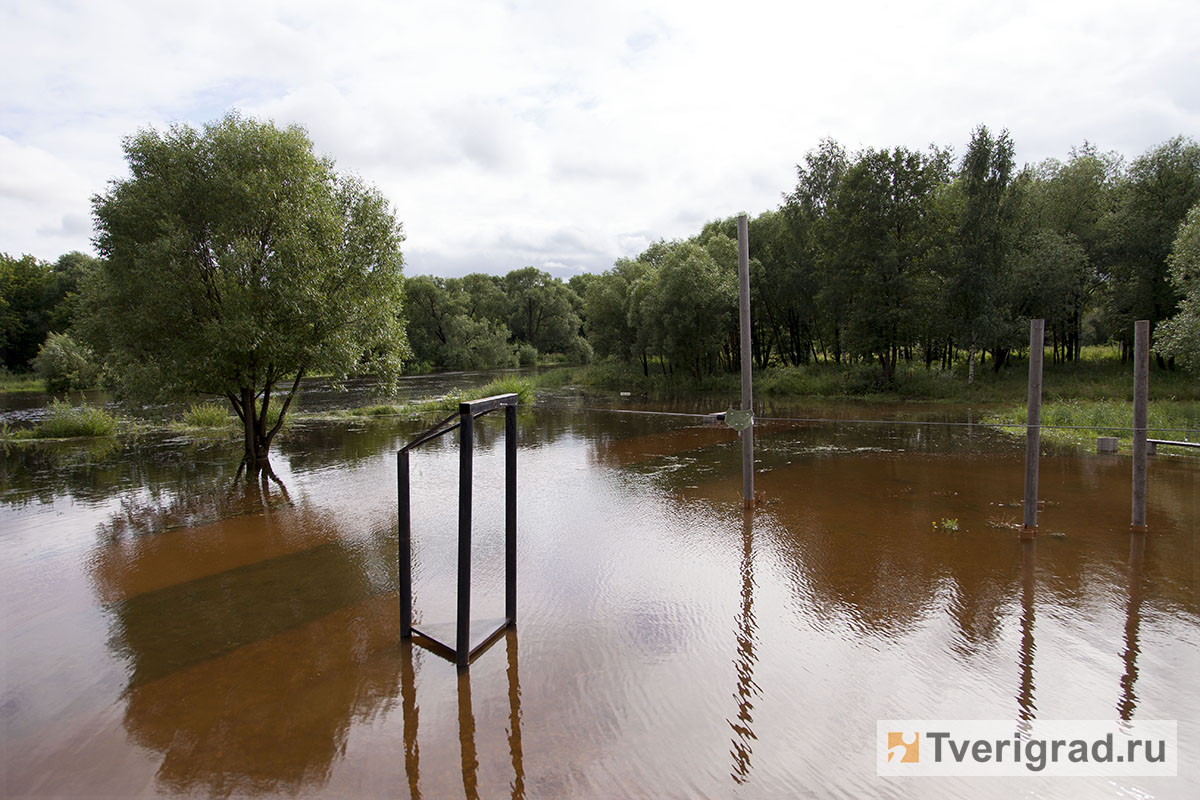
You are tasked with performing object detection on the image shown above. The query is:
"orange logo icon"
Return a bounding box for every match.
[887,731,920,763]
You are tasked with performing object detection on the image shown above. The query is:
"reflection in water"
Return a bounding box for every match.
[99,461,292,541]
[90,486,403,796]
[1119,533,1146,721]
[401,641,422,799]
[120,590,403,795]
[459,665,480,800]
[3,380,1198,799]
[728,509,760,784]
[1017,540,1037,725]
[399,631,525,800]
[507,631,526,799]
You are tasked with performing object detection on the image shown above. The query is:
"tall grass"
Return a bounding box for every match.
[182,402,232,428]
[0,372,45,393]
[430,376,535,411]
[984,399,1200,450]
[25,400,118,438]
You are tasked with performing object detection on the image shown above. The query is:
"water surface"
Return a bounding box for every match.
[1,381,1197,798]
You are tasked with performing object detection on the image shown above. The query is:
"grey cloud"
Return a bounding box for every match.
[35,213,92,239]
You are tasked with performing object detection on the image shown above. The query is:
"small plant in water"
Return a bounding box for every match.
[182,402,232,428]
[933,517,960,532]
[30,400,118,438]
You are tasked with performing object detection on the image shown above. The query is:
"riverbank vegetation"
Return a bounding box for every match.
[3,400,118,440]
[3,122,1196,425]
[984,400,1200,451]
[541,345,1200,403]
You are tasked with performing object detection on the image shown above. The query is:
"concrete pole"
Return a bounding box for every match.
[1022,320,1044,539]
[737,214,755,508]
[1131,320,1149,532]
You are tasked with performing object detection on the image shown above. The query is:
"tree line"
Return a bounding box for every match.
[393,126,1200,384]
[578,128,1199,383]
[3,118,1198,468]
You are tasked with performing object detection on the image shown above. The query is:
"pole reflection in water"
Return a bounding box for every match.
[400,630,525,800]
[1119,533,1146,721]
[1017,540,1037,727]
[728,509,760,784]
[506,630,525,800]
[458,664,479,800]
[401,641,421,800]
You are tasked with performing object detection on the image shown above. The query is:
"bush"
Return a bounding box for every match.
[31,400,117,438]
[33,333,101,391]
[516,342,538,367]
[566,336,594,364]
[182,402,232,427]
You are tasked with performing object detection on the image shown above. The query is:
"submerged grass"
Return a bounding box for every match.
[6,400,119,439]
[321,377,537,421]
[984,399,1200,451]
[549,347,1200,404]
[423,376,536,412]
[181,402,232,428]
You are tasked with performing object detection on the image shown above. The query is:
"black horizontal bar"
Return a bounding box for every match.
[459,393,519,415]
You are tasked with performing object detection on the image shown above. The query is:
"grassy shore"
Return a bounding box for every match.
[983,399,1200,451]
[0,373,44,393]
[537,346,1200,404]
[2,400,120,440]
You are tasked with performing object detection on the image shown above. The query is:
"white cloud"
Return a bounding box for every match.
[2,0,1198,268]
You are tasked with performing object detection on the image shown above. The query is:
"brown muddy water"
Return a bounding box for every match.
[1,386,1197,798]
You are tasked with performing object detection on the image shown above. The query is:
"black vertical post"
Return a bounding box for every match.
[1022,319,1044,539]
[457,404,474,667]
[399,450,412,638]
[737,214,755,508]
[505,402,517,625]
[1131,320,1149,532]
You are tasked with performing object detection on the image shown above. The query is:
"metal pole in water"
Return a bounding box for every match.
[1022,319,1044,539]
[737,213,755,508]
[399,449,412,637]
[1131,320,1149,532]
[457,404,474,667]
[505,402,517,624]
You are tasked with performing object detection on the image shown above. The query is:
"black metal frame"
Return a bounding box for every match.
[399,393,518,667]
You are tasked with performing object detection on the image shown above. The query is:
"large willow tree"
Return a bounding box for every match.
[87,113,409,466]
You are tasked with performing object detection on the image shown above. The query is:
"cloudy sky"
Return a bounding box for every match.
[2,0,1197,278]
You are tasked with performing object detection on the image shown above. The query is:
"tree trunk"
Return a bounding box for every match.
[967,342,977,384]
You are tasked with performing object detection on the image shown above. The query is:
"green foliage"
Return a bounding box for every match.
[1101,136,1200,346]
[405,274,516,370]
[427,376,535,412]
[1,253,53,371]
[828,145,950,381]
[515,342,538,367]
[504,267,585,355]
[1,252,103,372]
[0,371,44,393]
[32,332,101,391]
[182,402,233,428]
[1156,203,1200,371]
[640,241,736,379]
[84,112,408,463]
[28,400,118,438]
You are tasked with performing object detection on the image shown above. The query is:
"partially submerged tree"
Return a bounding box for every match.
[86,113,408,466]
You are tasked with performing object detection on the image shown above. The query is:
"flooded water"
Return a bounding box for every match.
[1,378,1197,798]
